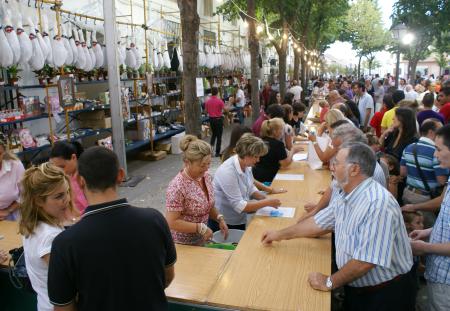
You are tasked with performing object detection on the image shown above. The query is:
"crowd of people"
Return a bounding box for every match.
[1,71,450,311]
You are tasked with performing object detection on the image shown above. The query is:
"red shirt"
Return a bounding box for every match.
[319,107,329,123]
[439,102,450,124]
[205,96,225,118]
[252,113,269,137]
[370,107,387,137]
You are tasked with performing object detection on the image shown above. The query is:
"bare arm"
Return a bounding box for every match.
[262,216,331,245]
[331,259,375,289]
[280,145,304,168]
[363,108,371,129]
[165,211,197,234]
[55,303,77,311]
[300,187,332,222]
[437,175,447,186]
[313,144,337,163]
[243,197,281,213]
[402,186,445,212]
[165,265,175,288]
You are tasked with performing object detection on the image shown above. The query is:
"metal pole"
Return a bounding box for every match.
[395,49,400,88]
[103,0,128,176]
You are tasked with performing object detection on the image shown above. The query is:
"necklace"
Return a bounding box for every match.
[183,168,201,183]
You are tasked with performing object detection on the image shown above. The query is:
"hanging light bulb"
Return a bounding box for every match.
[305,50,308,55]
[256,25,263,34]
[243,21,249,28]
[307,61,311,66]
[283,33,288,40]
[268,33,274,40]
[293,43,298,48]
[297,47,301,52]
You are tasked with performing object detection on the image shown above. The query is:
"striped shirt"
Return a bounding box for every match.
[400,137,448,191]
[426,177,450,284]
[315,178,413,287]
[214,155,258,225]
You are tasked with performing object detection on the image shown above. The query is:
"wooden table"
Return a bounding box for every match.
[0,221,21,267]
[165,244,232,304]
[206,157,332,311]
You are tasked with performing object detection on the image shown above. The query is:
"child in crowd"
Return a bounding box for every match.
[19,163,74,311]
[380,153,401,198]
[282,104,295,150]
[402,211,424,234]
[318,100,330,123]
[291,102,307,135]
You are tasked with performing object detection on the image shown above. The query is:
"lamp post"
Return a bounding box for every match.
[391,23,407,88]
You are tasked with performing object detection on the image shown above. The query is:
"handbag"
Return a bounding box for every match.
[412,143,444,199]
[8,247,33,291]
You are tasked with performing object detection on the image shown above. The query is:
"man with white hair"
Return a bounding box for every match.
[404,84,418,101]
[327,90,345,107]
[262,142,415,311]
[288,80,303,103]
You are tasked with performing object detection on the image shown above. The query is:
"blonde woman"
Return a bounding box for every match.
[0,135,25,220]
[20,163,74,311]
[308,109,347,163]
[253,118,304,183]
[166,135,229,245]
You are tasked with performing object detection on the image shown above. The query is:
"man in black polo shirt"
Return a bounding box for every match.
[48,147,176,311]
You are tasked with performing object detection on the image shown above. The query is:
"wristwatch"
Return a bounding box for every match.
[217,214,225,222]
[326,276,333,290]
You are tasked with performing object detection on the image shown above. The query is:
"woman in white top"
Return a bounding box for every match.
[20,163,74,311]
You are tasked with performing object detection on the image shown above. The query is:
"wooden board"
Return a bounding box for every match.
[0,221,21,267]
[165,244,232,304]
[207,157,332,311]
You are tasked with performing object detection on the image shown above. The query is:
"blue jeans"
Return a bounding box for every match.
[236,107,244,124]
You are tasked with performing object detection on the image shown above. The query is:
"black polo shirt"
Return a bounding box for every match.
[252,137,288,183]
[48,199,176,311]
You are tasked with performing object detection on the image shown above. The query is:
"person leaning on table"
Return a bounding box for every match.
[166,135,229,245]
[0,133,25,220]
[262,142,415,311]
[410,124,450,311]
[214,133,281,230]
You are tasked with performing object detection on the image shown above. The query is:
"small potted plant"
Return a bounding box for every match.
[7,65,22,86]
[126,67,134,79]
[42,64,57,84]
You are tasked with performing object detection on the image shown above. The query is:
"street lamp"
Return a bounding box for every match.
[391,23,408,88]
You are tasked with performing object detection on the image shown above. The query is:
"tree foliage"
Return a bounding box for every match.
[392,0,449,82]
[342,0,389,76]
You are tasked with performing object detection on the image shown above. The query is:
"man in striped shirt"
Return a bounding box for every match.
[262,142,415,311]
[410,124,450,311]
[400,119,448,228]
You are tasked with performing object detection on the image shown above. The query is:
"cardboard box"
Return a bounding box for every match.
[137,150,167,161]
[80,117,111,129]
[155,142,172,153]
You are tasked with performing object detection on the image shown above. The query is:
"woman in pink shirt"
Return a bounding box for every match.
[166,135,229,245]
[0,136,25,220]
[50,141,88,214]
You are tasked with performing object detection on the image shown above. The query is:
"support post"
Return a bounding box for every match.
[103,0,128,176]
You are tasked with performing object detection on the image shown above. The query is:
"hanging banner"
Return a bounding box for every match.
[196,78,204,97]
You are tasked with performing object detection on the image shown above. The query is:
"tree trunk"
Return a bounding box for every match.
[293,50,300,81]
[275,21,289,99]
[247,0,260,123]
[408,59,418,85]
[357,54,362,79]
[178,0,201,137]
[300,51,307,100]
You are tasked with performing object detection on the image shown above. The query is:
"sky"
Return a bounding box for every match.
[325,0,396,70]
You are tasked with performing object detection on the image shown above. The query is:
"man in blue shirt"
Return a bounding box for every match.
[411,124,450,311]
[400,119,448,228]
[262,142,415,311]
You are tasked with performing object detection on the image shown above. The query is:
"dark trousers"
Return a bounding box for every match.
[208,219,246,232]
[209,117,223,155]
[343,268,416,311]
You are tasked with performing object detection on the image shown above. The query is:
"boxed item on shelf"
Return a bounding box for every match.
[78,110,111,129]
[171,132,185,154]
[137,149,167,161]
[18,96,40,117]
[155,141,172,154]
[98,92,110,105]
[126,119,150,141]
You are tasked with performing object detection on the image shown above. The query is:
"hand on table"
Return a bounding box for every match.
[0,209,10,221]
[308,272,330,291]
[304,202,317,213]
[410,240,429,256]
[308,133,317,142]
[0,249,7,263]
[261,230,281,246]
[219,220,229,240]
[270,187,287,194]
[203,227,213,242]
[265,198,281,208]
